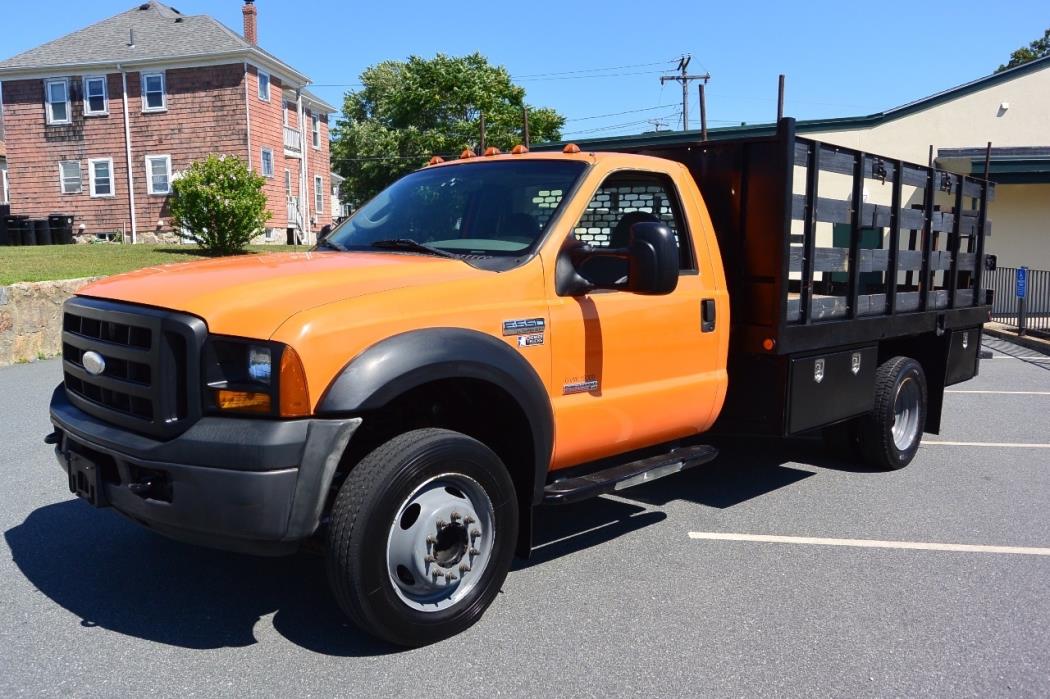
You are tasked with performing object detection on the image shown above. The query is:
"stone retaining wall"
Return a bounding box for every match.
[0,278,99,367]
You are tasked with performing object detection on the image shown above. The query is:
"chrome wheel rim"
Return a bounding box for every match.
[385,473,495,612]
[892,377,922,451]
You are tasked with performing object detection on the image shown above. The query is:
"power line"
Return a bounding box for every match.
[564,104,678,122]
[659,55,710,131]
[512,58,679,79]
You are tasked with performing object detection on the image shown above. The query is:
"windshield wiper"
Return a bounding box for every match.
[369,239,458,259]
[315,237,346,251]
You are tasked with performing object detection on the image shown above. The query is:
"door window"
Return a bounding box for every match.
[571,172,695,286]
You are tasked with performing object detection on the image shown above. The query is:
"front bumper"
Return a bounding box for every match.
[49,385,361,556]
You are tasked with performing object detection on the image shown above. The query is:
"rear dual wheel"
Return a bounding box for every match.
[326,428,518,647]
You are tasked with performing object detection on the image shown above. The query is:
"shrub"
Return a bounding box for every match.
[170,155,271,254]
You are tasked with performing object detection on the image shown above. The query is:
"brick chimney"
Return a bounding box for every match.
[242,0,258,45]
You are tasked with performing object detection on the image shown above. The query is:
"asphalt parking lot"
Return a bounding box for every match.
[2,337,1049,696]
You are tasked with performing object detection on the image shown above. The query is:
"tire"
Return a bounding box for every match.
[326,428,518,647]
[859,356,927,470]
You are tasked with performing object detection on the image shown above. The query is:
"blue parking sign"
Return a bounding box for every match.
[1016,267,1028,298]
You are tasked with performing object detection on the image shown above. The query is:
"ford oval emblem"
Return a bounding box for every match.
[82,351,106,376]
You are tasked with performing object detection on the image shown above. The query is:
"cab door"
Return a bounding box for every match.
[545,168,725,470]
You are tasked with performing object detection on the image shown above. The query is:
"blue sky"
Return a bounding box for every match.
[2,1,1047,139]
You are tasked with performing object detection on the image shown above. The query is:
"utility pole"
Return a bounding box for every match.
[660,55,710,131]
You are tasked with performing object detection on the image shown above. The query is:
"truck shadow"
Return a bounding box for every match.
[4,500,397,657]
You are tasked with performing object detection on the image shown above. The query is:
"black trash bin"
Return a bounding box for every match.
[3,215,28,246]
[48,213,75,245]
[33,219,53,245]
[22,219,43,246]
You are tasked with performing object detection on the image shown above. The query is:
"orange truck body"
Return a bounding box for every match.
[79,151,731,472]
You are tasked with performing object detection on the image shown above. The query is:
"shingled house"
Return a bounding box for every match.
[0,1,336,243]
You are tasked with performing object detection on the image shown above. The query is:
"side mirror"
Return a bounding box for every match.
[557,222,679,296]
[625,222,679,295]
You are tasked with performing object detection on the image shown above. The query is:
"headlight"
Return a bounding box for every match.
[203,337,311,417]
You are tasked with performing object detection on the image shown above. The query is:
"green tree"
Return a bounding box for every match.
[332,53,565,206]
[997,28,1050,72]
[170,155,271,255]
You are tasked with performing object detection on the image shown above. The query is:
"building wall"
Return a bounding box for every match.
[246,64,287,236]
[804,63,1050,270]
[1,65,248,239]
[304,107,332,233]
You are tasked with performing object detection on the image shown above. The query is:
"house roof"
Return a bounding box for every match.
[0,1,309,85]
[539,54,1050,151]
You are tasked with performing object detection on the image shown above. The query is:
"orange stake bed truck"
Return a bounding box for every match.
[47,118,994,645]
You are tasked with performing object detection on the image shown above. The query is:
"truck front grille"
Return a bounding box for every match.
[61,297,206,439]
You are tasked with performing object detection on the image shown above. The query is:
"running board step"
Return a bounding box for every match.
[542,445,719,505]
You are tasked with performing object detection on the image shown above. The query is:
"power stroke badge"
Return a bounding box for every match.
[502,318,546,336]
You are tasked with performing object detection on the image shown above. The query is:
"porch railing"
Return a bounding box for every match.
[283,126,302,154]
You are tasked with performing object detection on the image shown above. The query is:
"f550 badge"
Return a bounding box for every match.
[503,318,546,336]
[517,333,544,347]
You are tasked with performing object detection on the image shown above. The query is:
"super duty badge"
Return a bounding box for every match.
[503,318,546,336]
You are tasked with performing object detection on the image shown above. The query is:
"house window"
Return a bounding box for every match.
[141,72,166,111]
[311,114,320,149]
[145,155,172,195]
[261,148,274,177]
[285,169,292,196]
[314,175,323,213]
[45,78,70,124]
[89,158,115,198]
[283,101,291,127]
[59,161,82,194]
[258,70,270,101]
[83,76,108,115]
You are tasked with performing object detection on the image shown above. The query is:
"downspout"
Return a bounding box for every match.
[243,62,252,171]
[297,89,309,245]
[119,67,137,243]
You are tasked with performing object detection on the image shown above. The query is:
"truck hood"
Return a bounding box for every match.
[77,251,487,337]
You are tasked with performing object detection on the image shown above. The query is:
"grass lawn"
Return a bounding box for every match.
[0,244,306,285]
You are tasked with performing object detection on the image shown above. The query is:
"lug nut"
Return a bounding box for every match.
[469,547,480,556]
[470,528,481,539]
[436,520,448,529]
[459,564,471,574]
[450,512,461,522]
[464,516,476,525]
[426,535,436,545]
[444,572,457,582]
[424,554,436,564]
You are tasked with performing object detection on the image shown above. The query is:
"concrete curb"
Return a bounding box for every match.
[983,325,1050,357]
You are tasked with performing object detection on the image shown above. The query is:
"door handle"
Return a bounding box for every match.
[701,298,716,333]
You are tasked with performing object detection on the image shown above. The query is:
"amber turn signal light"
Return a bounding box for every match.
[279,346,311,417]
[215,390,272,414]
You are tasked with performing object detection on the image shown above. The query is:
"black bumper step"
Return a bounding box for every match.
[542,444,719,505]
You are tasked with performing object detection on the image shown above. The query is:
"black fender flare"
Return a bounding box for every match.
[315,328,554,507]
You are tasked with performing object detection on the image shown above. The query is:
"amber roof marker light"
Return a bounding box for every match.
[459,149,476,159]
[427,155,445,166]
[563,143,581,154]
[511,144,529,155]
[483,146,502,157]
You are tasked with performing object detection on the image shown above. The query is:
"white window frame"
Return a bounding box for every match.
[284,168,292,196]
[141,71,167,112]
[311,114,321,149]
[258,70,270,102]
[45,78,71,125]
[88,158,115,198]
[145,154,173,195]
[261,147,274,178]
[314,175,324,213]
[283,101,291,127]
[58,160,82,194]
[82,75,109,116]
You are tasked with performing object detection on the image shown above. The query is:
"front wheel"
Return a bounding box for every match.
[326,428,518,647]
[859,356,927,470]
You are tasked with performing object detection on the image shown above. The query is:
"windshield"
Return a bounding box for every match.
[326,160,588,257]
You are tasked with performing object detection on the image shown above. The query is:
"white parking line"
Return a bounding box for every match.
[945,390,1050,395]
[923,441,1050,448]
[687,532,1050,556]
